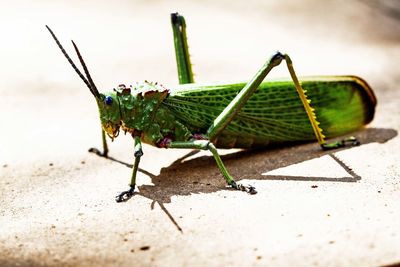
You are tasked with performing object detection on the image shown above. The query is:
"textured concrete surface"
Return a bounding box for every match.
[1,1,399,266]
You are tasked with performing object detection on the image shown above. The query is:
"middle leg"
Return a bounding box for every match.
[167,140,257,194]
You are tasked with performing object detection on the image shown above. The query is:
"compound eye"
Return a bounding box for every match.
[105,96,113,105]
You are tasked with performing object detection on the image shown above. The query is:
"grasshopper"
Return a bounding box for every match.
[46,13,376,202]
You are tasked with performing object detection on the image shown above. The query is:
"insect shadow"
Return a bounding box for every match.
[103,127,396,232]
[105,127,396,203]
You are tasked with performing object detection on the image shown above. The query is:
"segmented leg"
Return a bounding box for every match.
[283,54,360,149]
[171,12,194,84]
[115,134,143,202]
[88,128,109,157]
[101,128,109,156]
[206,51,359,149]
[167,140,257,194]
[206,52,285,140]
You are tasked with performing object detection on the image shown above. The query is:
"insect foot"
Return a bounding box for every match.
[341,136,361,146]
[229,181,257,195]
[88,147,108,158]
[321,136,360,150]
[115,186,136,203]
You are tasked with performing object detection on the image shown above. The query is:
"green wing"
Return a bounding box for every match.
[163,76,376,148]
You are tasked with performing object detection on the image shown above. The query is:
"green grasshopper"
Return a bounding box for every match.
[46,13,376,202]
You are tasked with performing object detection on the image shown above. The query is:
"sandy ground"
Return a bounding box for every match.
[1,0,400,266]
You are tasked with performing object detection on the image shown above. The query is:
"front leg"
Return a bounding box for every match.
[88,127,109,157]
[115,134,143,202]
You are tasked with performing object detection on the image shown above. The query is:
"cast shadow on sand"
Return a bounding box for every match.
[102,127,396,231]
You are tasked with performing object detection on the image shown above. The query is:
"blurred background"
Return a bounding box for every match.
[1,0,400,90]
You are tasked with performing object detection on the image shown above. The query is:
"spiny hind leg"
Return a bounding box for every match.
[282,53,360,150]
[166,140,257,194]
[206,52,287,140]
[203,50,360,149]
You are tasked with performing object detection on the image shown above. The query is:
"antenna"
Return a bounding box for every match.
[71,40,100,98]
[46,25,100,98]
